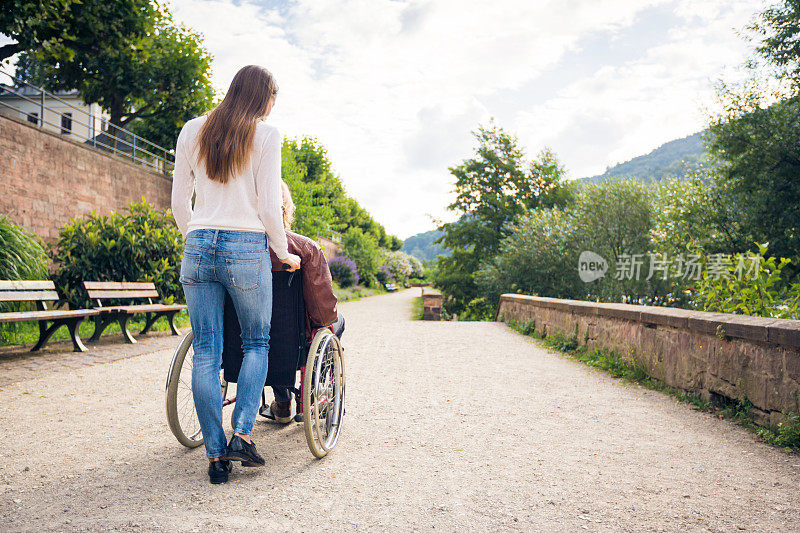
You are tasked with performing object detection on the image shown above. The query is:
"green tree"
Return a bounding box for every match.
[707,89,800,261]
[434,123,573,315]
[342,227,382,285]
[479,179,661,308]
[15,12,215,149]
[705,0,800,261]
[282,139,335,239]
[0,0,154,62]
[477,208,583,306]
[282,137,402,249]
[751,0,800,80]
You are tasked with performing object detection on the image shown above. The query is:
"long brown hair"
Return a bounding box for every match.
[198,65,279,183]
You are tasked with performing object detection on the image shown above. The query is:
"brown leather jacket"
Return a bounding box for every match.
[269,231,338,329]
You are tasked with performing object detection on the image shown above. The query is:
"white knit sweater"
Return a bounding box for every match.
[170,115,289,259]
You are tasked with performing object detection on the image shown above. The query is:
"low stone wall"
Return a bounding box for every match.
[496,294,800,425]
[421,287,442,321]
[0,113,172,242]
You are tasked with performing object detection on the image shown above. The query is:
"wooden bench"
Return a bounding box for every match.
[0,280,98,352]
[83,281,187,344]
[384,282,399,292]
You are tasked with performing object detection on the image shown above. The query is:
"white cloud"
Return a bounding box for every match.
[167,0,763,238]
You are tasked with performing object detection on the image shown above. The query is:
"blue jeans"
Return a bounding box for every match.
[180,229,272,459]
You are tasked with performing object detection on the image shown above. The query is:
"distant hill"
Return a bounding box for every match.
[402,229,450,262]
[582,132,707,183]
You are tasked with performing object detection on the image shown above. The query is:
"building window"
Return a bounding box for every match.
[61,112,72,134]
[27,112,38,125]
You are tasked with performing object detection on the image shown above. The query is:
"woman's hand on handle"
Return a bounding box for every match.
[280,253,301,272]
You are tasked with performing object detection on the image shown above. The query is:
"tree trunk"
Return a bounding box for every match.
[0,43,22,62]
[108,98,126,152]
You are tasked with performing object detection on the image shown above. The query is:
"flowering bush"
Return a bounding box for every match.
[328,255,359,287]
[409,256,424,278]
[382,250,414,281]
[376,265,395,285]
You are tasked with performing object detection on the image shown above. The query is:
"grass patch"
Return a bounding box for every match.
[332,282,385,302]
[0,310,191,348]
[506,318,800,452]
[411,296,423,320]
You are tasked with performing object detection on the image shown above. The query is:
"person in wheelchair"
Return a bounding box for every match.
[221,181,343,424]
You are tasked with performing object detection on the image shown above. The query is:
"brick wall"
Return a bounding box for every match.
[0,114,172,242]
[496,294,800,426]
[421,287,442,320]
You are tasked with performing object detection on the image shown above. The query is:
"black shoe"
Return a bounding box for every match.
[225,435,265,467]
[208,459,232,484]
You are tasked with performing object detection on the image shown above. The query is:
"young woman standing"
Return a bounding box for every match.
[171,65,301,484]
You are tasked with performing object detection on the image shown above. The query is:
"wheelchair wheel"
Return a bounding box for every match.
[165,330,231,448]
[302,330,346,458]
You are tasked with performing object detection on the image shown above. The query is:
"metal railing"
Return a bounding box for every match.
[0,68,174,174]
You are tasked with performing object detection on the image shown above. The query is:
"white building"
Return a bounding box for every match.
[0,84,109,141]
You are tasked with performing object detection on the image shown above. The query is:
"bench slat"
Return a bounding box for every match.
[86,290,159,299]
[0,280,56,290]
[0,290,60,302]
[0,309,98,323]
[84,281,155,290]
[98,304,187,314]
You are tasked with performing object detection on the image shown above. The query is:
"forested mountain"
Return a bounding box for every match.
[402,229,449,262]
[582,132,707,183]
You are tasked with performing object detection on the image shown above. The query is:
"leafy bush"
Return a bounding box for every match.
[328,255,359,288]
[477,208,583,306]
[456,296,495,321]
[691,243,800,319]
[0,216,49,281]
[342,227,382,283]
[51,200,184,308]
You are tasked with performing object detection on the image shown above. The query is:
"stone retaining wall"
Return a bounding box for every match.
[496,294,800,425]
[421,287,442,321]
[0,113,172,242]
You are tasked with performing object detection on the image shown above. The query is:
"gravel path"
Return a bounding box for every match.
[1,288,799,532]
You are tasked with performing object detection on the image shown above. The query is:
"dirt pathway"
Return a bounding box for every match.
[1,289,799,532]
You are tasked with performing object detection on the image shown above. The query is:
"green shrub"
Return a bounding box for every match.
[757,412,800,450]
[521,319,537,337]
[456,297,494,321]
[0,216,49,281]
[691,243,800,319]
[342,227,381,284]
[51,200,184,308]
[545,331,580,352]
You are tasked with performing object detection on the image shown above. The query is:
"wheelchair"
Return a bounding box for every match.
[165,269,345,458]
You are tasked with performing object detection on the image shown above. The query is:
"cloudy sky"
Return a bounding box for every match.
[10,0,767,238]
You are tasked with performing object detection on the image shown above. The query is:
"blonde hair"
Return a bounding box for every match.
[197,65,279,183]
[281,181,295,229]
